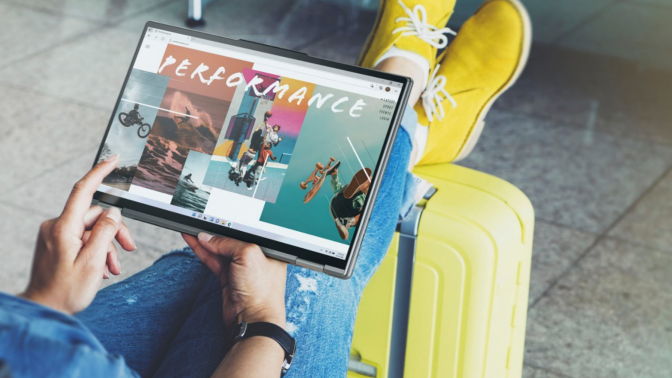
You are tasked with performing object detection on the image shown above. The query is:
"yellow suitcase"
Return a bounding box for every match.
[348,163,534,378]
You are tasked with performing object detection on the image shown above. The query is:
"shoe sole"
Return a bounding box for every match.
[453,0,532,162]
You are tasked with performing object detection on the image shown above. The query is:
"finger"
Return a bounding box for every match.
[61,155,119,227]
[115,222,136,252]
[84,206,136,251]
[196,232,256,262]
[106,242,121,275]
[103,265,110,280]
[82,230,91,244]
[76,207,121,270]
[183,233,224,275]
[83,206,105,228]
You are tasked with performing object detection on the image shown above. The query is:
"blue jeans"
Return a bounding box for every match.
[77,107,417,378]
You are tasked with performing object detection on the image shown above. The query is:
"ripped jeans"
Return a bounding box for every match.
[77,107,417,378]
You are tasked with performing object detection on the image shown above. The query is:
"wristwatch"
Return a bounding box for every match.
[231,321,296,375]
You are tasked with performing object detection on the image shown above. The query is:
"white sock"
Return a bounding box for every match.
[414,123,428,165]
[374,46,430,90]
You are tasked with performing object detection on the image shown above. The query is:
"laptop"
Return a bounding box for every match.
[92,22,412,279]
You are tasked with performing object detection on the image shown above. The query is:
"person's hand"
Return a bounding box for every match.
[183,233,287,329]
[20,155,136,315]
[331,168,338,176]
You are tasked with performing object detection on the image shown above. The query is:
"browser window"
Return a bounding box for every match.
[97,26,404,259]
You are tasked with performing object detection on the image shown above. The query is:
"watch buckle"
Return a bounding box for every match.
[281,342,296,375]
[235,321,248,341]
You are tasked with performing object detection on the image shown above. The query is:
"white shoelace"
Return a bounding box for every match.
[393,1,457,121]
[393,0,456,49]
[421,64,457,122]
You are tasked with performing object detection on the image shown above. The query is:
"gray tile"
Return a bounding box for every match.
[7,0,179,23]
[0,85,108,193]
[495,45,672,147]
[458,110,672,233]
[0,203,42,295]
[521,0,616,44]
[0,1,356,111]
[609,168,672,250]
[628,0,672,6]
[118,0,348,50]
[525,238,672,378]
[0,2,94,67]
[523,365,570,378]
[558,2,672,70]
[6,150,98,219]
[449,0,615,44]
[529,221,596,304]
[0,27,139,109]
[494,65,596,130]
[298,19,374,65]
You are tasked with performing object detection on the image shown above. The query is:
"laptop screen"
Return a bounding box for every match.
[97,26,404,260]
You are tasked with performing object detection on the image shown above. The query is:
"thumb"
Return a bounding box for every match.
[197,233,254,262]
[77,208,121,268]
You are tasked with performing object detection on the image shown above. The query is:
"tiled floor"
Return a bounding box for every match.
[1,0,671,377]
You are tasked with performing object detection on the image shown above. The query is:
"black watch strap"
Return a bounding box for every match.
[231,321,296,375]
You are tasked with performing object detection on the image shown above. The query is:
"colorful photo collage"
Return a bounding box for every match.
[101,43,393,243]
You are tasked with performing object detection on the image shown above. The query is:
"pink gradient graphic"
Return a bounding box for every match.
[268,104,306,138]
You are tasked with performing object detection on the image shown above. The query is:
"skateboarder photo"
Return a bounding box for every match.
[297,155,371,239]
[328,167,372,240]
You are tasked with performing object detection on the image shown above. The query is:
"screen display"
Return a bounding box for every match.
[96,26,404,260]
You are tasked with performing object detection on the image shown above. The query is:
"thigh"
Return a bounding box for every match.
[77,248,211,378]
[153,274,227,378]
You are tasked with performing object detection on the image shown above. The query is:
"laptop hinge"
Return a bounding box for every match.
[260,247,298,265]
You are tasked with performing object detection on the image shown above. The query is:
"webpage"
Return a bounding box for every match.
[97,26,403,260]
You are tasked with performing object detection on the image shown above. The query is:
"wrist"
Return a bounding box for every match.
[238,306,286,329]
[19,289,71,315]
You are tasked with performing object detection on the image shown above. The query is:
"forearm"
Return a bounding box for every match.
[211,336,285,378]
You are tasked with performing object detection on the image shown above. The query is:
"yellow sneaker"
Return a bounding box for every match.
[415,0,532,165]
[357,0,457,76]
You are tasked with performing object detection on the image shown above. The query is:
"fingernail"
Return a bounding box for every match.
[105,154,119,162]
[106,207,122,223]
[198,232,213,243]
